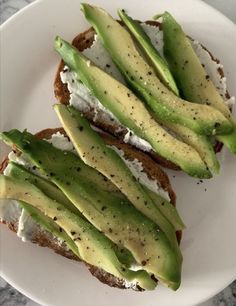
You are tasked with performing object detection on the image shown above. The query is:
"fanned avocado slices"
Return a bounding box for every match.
[0,174,156,290]
[80,3,232,136]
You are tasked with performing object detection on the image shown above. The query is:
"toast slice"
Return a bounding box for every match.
[0,127,181,290]
[54,21,232,168]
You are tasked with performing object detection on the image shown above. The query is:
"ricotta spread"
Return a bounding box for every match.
[110,146,170,201]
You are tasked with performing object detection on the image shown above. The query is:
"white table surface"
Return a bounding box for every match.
[0,0,235,305]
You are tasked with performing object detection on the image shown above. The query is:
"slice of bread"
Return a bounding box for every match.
[0,127,180,290]
[54,21,231,169]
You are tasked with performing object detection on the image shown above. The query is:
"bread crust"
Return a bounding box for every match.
[54,21,231,164]
[0,127,181,290]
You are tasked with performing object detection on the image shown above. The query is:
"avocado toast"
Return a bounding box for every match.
[0,127,183,290]
[54,4,235,177]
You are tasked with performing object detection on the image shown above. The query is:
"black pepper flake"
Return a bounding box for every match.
[127,93,130,97]
[50,172,54,177]
[139,76,143,80]
[137,196,140,200]
[205,75,210,80]
[144,201,148,206]
[103,177,108,182]
[32,165,37,170]
[106,64,111,68]
[101,206,107,211]
[141,260,147,266]
[76,167,81,172]
[72,79,75,83]
[148,71,152,75]
[110,174,115,177]
[104,90,107,94]
[108,228,113,233]
[130,76,134,81]
[161,202,165,206]
[66,181,71,186]
[38,160,42,164]
[70,231,76,235]
[53,216,57,221]
[79,126,84,131]
[59,227,63,232]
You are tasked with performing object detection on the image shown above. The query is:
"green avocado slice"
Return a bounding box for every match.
[160,11,236,154]
[0,130,182,290]
[118,9,179,95]
[54,36,211,178]
[143,187,185,231]
[0,174,156,290]
[80,3,232,136]
[158,122,220,175]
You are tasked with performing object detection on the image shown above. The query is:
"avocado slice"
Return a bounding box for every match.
[19,201,81,258]
[161,12,230,118]
[7,161,134,266]
[158,122,220,174]
[80,4,232,136]
[143,187,185,231]
[54,104,180,239]
[161,11,236,154]
[54,37,211,178]
[217,125,236,154]
[118,9,179,96]
[1,130,182,289]
[0,175,156,290]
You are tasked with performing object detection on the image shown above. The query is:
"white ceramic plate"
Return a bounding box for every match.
[0,0,236,305]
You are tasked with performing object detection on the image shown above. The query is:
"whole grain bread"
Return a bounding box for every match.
[0,127,181,290]
[54,21,230,169]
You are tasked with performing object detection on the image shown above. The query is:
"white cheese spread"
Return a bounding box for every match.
[109,146,170,201]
